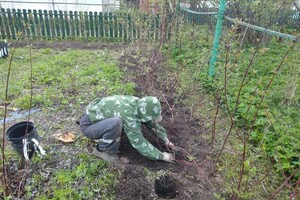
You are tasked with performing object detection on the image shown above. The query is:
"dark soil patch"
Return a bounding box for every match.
[155,175,178,199]
[114,107,217,200]
[115,165,154,200]
[10,40,128,51]
[113,44,218,200]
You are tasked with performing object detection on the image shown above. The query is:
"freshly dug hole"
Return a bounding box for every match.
[155,175,177,199]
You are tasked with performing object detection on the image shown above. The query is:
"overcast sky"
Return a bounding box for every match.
[0,0,120,12]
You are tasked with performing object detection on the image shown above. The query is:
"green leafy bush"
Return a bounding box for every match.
[166,24,299,198]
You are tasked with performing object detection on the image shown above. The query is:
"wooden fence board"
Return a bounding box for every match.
[0,8,165,41]
[44,10,51,38]
[54,10,60,37]
[3,9,10,39]
[33,10,39,37]
[38,10,45,38]
[74,11,79,37]
[59,10,65,38]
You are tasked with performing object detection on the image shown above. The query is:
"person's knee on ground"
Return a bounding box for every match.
[96,117,123,154]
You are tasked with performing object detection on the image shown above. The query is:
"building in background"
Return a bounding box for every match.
[0,0,120,12]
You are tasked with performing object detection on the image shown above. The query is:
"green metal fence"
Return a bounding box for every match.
[0,8,161,41]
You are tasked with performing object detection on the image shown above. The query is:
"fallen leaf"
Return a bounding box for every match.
[55,132,76,143]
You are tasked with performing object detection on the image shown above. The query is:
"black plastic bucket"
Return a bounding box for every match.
[6,121,40,159]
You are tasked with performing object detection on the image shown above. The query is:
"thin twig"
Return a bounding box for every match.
[268,168,300,200]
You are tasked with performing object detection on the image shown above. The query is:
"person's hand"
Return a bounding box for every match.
[162,152,175,163]
[165,139,178,150]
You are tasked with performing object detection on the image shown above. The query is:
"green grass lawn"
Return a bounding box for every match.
[0,46,135,114]
[0,44,135,199]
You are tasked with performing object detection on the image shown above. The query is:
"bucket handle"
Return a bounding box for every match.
[22,139,29,160]
[31,138,46,156]
[22,138,47,161]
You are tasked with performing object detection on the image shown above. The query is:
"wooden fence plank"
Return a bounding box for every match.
[123,13,127,41]
[89,11,94,37]
[48,10,55,38]
[84,11,89,37]
[0,9,5,38]
[28,10,35,38]
[99,12,103,38]
[38,10,45,38]
[59,10,65,38]
[54,10,60,37]
[2,9,11,39]
[79,11,85,37]
[74,11,79,37]
[44,10,51,38]
[132,14,136,40]
[128,13,132,41]
[23,9,31,37]
[103,12,107,39]
[117,13,123,41]
[65,11,70,37]
[155,14,159,40]
[109,12,113,39]
[12,9,19,39]
[94,12,99,38]
[6,9,13,39]
[33,10,39,37]
[0,9,164,41]
[15,9,22,35]
[114,13,118,40]
[69,11,74,37]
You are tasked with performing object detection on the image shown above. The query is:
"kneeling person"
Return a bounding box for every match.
[80,95,175,163]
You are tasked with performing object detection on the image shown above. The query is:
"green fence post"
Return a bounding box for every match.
[23,9,30,37]
[49,10,55,38]
[54,10,60,37]
[118,13,122,41]
[7,9,16,39]
[44,10,51,39]
[74,11,80,37]
[79,11,84,37]
[94,12,98,38]
[84,11,89,38]
[103,12,108,39]
[65,11,70,38]
[109,12,113,40]
[0,9,5,38]
[38,10,45,38]
[4,9,10,39]
[114,13,118,40]
[33,10,39,37]
[28,10,35,38]
[59,10,66,38]
[123,13,127,41]
[69,11,73,37]
[208,0,226,78]
[89,11,94,38]
[127,13,132,42]
[99,12,103,39]
[11,9,17,38]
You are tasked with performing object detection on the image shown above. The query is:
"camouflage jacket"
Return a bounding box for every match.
[86,95,168,160]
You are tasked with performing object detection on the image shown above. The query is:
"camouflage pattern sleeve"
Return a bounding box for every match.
[123,121,164,160]
[143,122,168,142]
